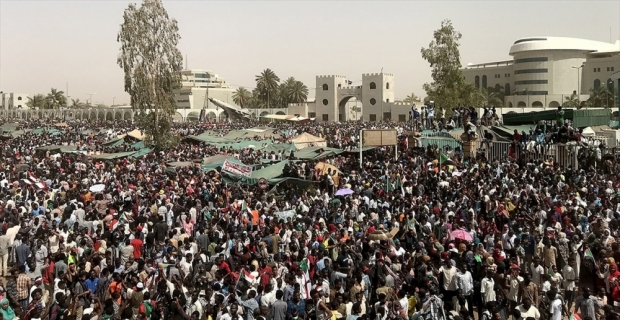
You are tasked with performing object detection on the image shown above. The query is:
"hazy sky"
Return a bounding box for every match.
[1,1,619,105]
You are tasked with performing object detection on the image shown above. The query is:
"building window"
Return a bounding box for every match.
[17,97,22,100]
[322,84,329,91]
[482,75,487,88]
[369,82,376,89]
[370,114,377,122]
[598,68,601,72]
[514,69,548,74]
[594,79,601,89]
[514,80,548,85]
[338,84,341,88]
[322,114,329,121]
[505,83,511,96]
[386,83,390,89]
[398,114,406,122]
[594,68,597,73]
[608,79,614,92]
[607,67,610,72]
[612,67,615,72]
[308,112,316,118]
[17,105,21,108]
[322,99,328,106]
[386,99,390,103]
[514,57,548,63]
[383,112,391,121]
[475,76,480,88]
[370,98,377,105]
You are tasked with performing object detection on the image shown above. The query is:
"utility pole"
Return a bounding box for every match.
[87,93,96,106]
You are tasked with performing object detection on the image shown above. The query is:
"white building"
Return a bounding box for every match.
[175,69,237,119]
[288,73,416,122]
[463,37,620,110]
[0,92,29,110]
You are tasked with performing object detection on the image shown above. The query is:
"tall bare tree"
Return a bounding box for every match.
[117,0,183,149]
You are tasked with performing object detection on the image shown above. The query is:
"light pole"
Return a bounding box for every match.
[87,93,96,106]
[572,64,584,105]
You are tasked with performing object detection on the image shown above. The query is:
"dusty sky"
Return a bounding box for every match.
[1,0,619,105]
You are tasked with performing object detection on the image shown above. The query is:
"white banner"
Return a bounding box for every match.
[276,210,296,220]
[222,159,253,177]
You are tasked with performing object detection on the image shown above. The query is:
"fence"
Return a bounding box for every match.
[480,141,579,169]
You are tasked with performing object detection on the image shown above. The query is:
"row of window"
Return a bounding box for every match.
[321,98,387,106]
[514,80,548,85]
[515,68,548,74]
[514,57,548,64]
[594,67,616,72]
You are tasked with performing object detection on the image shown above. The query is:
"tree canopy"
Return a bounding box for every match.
[421,20,471,116]
[117,0,183,149]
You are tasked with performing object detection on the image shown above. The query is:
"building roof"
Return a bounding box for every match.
[509,37,620,55]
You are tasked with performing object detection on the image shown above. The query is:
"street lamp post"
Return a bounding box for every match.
[87,93,96,106]
[572,64,584,105]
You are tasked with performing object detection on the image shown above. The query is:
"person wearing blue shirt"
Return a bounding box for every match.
[286,291,305,316]
[84,270,99,296]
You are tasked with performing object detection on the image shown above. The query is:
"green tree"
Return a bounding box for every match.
[232,87,252,108]
[403,93,420,104]
[46,88,67,109]
[563,93,580,108]
[421,20,469,117]
[276,77,308,107]
[26,94,47,110]
[70,98,85,109]
[587,86,615,108]
[477,87,504,108]
[117,0,183,149]
[255,68,280,109]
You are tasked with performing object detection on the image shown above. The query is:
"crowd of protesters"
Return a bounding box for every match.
[0,116,618,320]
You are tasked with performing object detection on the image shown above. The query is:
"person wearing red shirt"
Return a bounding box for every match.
[130,231,143,259]
[258,259,273,290]
[216,255,231,275]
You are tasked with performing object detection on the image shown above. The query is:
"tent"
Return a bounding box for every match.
[92,151,136,160]
[130,148,153,158]
[118,129,144,141]
[295,146,344,159]
[582,127,596,137]
[291,133,326,150]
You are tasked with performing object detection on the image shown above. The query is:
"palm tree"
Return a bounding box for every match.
[286,80,308,104]
[70,98,85,109]
[255,69,280,108]
[403,93,420,104]
[26,94,47,109]
[587,86,614,108]
[46,88,66,109]
[477,88,503,107]
[232,87,252,108]
[564,93,580,108]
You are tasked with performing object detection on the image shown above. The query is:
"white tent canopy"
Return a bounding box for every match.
[582,127,596,137]
[291,132,326,150]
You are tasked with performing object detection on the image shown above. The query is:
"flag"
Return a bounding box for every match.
[570,313,582,320]
[584,248,594,259]
[240,268,255,283]
[28,172,40,183]
[440,152,450,165]
[299,258,309,274]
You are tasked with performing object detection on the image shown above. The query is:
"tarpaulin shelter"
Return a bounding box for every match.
[91,151,136,160]
[295,146,344,159]
[130,148,153,158]
[291,133,326,150]
[118,129,144,141]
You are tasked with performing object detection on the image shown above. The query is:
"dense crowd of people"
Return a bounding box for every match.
[0,117,619,320]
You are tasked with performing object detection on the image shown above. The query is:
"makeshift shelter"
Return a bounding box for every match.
[130,148,153,158]
[291,133,326,150]
[295,146,344,159]
[118,129,144,141]
[91,151,136,160]
[201,154,235,171]
[582,127,596,137]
